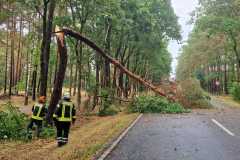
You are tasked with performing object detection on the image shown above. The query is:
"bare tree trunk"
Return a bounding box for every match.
[32,65,37,101]
[69,62,73,96]
[9,16,16,97]
[224,62,228,94]
[75,41,82,108]
[92,54,100,110]
[15,15,23,94]
[103,18,112,87]
[47,29,68,123]
[24,48,30,105]
[73,65,78,96]
[4,20,9,95]
[40,0,56,96]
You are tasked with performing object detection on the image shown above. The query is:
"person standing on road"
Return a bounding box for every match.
[27,96,47,138]
[53,93,76,147]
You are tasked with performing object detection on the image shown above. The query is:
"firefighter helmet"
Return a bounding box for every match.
[38,96,46,103]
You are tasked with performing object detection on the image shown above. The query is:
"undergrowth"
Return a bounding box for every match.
[230,82,240,101]
[0,102,55,141]
[129,95,190,114]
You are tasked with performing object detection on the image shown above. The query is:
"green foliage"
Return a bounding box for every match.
[129,95,189,114]
[177,78,212,108]
[177,0,240,96]
[0,103,28,140]
[98,88,119,116]
[41,126,56,138]
[98,105,119,116]
[0,103,56,140]
[230,82,240,100]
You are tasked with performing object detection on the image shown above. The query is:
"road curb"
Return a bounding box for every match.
[97,113,143,160]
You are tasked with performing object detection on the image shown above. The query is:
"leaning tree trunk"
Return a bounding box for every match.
[47,28,68,123]
[61,28,167,98]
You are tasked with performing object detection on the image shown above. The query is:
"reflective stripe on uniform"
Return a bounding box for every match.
[32,103,44,120]
[62,137,68,143]
[58,102,73,122]
[57,137,62,140]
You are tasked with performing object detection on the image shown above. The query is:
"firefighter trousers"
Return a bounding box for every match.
[55,121,71,146]
[27,118,43,137]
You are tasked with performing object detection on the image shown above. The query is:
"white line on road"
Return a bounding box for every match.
[97,114,143,160]
[212,119,235,136]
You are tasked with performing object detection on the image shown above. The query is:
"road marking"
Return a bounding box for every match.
[212,119,235,136]
[97,114,143,160]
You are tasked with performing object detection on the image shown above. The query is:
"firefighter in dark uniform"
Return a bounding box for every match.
[27,96,47,138]
[53,93,76,147]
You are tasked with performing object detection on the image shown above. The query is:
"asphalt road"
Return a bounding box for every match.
[106,98,240,160]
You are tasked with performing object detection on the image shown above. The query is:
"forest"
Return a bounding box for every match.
[0,1,185,159]
[0,0,181,111]
[3,0,240,159]
[177,0,240,101]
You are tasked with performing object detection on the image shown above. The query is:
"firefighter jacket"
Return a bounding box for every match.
[53,100,76,122]
[31,103,47,121]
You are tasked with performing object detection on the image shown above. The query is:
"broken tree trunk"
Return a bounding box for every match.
[47,27,172,120]
[61,28,167,98]
[47,27,68,123]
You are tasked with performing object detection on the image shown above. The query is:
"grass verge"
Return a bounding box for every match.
[0,113,139,160]
[215,96,240,108]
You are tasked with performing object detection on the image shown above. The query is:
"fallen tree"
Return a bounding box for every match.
[62,28,167,96]
[48,27,170,120]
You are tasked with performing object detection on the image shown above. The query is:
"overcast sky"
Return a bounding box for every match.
[168,0,199,77]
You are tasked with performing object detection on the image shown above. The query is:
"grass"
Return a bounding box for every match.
[215,95,240,108]
[0,113,139,160]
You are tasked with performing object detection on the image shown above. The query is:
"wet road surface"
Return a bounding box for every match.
[106,98,240,160]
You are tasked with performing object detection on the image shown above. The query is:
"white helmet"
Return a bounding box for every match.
[63,92,70,100]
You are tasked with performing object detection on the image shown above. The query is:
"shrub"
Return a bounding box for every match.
[98,105,119,116]
[177,78,212,108]
[129,95,189,114]
[0,103,56,141]
[41,126,56,138]
[98,88,118,116]
[230,82,240,100]
[0,102,28,140]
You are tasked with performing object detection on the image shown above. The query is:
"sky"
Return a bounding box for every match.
[168,0,199,77]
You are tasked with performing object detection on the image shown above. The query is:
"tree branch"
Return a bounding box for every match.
[61,28,169,98]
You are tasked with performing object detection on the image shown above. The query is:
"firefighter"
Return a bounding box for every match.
[27,96,47,138]
[53,93,76,147]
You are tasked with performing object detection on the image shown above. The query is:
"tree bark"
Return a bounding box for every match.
[103,18,112,87]
[73,65,78,96]
[4,19,9,95]
[69,62,73,96]
[24,48,30,105]
[92,53,100,110]
[15,15,23,94]
[47,28,68,123]
[40,0,56,96]
[31,65,37,101]
[9,16,16,97]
